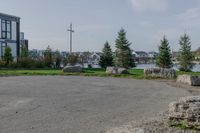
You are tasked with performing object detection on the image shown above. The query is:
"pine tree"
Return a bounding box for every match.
[4,46,13,65]
[114,28,135,68]
[99,41,113,68]
[156,36,172,68]
[178,33,193,71]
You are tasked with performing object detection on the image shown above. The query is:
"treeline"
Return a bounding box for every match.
[0,28,197,72]
[0,45,98,69]
[99,28,135,69]
[0,45,82,69]
[100,29,195,72]
[0,45,61,69]
[156,34,194,72]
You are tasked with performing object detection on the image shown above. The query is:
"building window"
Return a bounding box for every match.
[1,20,11,39]
[1,43,7,58]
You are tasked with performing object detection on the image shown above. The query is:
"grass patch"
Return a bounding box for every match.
[0,69,63,76]
[177,71,200,76]
[0,68,145,79]
[0,68,199,79]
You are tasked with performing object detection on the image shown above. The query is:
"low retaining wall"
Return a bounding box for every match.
[169,96,200,129]
[177,75,200,86]
[144,68,176,79]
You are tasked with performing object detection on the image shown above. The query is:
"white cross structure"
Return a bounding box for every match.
[67,23,74,53]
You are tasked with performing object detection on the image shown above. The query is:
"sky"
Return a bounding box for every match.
[0,0,200,52]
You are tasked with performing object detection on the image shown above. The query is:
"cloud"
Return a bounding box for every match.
[130,0,168,12]
[177,8,200,20]
[176,7,200,28]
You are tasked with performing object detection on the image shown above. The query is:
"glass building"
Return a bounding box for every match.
[0,12,20,60]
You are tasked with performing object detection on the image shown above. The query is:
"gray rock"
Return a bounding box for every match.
[63,66,82,73]
[117,68,128,74]
[177,75,200,86]
[106,67,118,74]
[106,67,128,75]
[169,96,200,129]
[144,68,176,79]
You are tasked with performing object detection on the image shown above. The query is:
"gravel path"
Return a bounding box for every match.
[0,76,192,133]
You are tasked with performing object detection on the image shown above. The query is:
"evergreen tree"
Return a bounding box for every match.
[99,41,113,68]
[178,33,193,71]
[156,36,172,68]
[20,45,29,58]
[4,46,13,65]
[43,46,52,67]
[114,28,135,68]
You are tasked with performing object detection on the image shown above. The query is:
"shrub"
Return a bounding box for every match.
[18,58,35,68]
[66,54,79,66]
[53,50,62,68]
[4,46,13,65]
[88,64,92,68]
[7,62,18,68]
[34,59,45,68]
[43,46,53,68]
[0,60,6,68]
[18,58,46,69]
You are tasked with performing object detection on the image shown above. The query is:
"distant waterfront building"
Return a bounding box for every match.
[29,49,38,59]
[61,51,69,58]
[0,12,20,60]
[29,49,45,59]
[148,52,158,58]
[133,51,157,64]
[20,32,29,53]
[134,51,148,58]
[88,52,101,66]
[29,49,70,60]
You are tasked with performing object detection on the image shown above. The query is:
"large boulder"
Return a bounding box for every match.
[144,68,176,78]
[106,67,118,74]
[177,75,200,86]
[117,67,129,74]
[63,66,82,73]
[106,67,128,75]
[169,96,200,129]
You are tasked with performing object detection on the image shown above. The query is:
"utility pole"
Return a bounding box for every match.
[67,23,74,53]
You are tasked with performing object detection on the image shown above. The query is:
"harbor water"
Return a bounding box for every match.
[135,64,200,72]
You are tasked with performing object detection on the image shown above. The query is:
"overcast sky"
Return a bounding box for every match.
[0,0,200,52]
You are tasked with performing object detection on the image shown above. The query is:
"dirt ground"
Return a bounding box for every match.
[0,76,198,133]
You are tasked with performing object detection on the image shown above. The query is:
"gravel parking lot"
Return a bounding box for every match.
[0,76,191,133]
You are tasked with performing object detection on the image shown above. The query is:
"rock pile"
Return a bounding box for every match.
[169,96,200,129]
[106,67,128,75]
[144,68,176,78]
[177,75,200,86]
